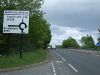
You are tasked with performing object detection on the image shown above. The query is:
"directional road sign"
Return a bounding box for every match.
[96,42,100,46]
[3,10,29,34]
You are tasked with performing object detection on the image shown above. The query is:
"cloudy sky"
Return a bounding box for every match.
[42,0,100,46]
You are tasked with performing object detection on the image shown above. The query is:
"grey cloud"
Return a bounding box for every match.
[51,25,66,35]
[42,0,100,31]
[42,0,100,46]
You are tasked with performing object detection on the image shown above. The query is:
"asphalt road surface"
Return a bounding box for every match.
[0,49,100,75]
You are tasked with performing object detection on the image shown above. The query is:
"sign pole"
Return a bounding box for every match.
[3,10,29,59]
[6,33,10,57]
[3,10,29,34]
[19,19,27,59]
[20,30,23,59]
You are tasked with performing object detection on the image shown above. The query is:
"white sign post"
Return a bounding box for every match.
[3,10,29,34]
[3,10,30,58]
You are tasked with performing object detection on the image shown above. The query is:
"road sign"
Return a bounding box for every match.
[3,10,29,34]
[96,42,100,46]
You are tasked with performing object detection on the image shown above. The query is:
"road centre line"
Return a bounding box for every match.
[55,51,66,62]
[52,61,57,75]
[68,63,78,72]
[56,53,60,56]
[55,52,61,57]
[56,52,66,61]
[61,57,66,61]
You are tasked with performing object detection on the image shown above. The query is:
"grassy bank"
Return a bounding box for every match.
[0,49,48,69]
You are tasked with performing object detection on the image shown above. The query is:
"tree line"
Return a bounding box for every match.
[0,0,51,56]
[57,34,100,50]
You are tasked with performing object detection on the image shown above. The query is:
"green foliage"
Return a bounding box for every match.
[62,37,80,48]
[0,49,47,69]
[97,28,100,50]
[29,14,51,49]
[81,35,95,49]
[0,0,44,14]
[0,0,51,56]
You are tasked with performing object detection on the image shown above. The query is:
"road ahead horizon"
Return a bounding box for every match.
[0,49,100,75]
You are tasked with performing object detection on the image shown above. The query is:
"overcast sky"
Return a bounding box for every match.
[42,0,100,46]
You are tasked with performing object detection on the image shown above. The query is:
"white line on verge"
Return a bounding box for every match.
[68,63,78,72]
[52,61,57,75]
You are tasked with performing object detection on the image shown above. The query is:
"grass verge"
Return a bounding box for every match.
[0,49,48,69]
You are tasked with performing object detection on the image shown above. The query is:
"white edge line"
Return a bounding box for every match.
[52,61,57,75]
[68,63,78,72]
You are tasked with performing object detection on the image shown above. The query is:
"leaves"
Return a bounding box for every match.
[0,0,44,15]
[81,35,95,49]
[62,37,80,48]
[29,14,51,49]
[0,0,51,56]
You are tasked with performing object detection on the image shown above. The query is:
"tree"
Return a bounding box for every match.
[29,14,51,49]
[0,0,51,56]
[0,0,44,15]
[96,28,100,50]
[98,28,100,42]
[81,35,95,49]
[62,37,80,48]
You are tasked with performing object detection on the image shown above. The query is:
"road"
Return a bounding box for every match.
[0,49,100,75]
[51,49,100,75]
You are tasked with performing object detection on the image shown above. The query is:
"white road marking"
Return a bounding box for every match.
[56,61,63,63]
[95,55,100,56]
[52,61,57,75]
[58,54,61,57]
[91,53,100,56]
[68,63,78,72]
[56,52,61,57]
[55,52,66,61]
[61,57,66,61]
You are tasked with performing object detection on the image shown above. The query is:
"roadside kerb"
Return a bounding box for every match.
[68,49,100,55]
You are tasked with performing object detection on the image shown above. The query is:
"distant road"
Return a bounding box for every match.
[0,49,100,75]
